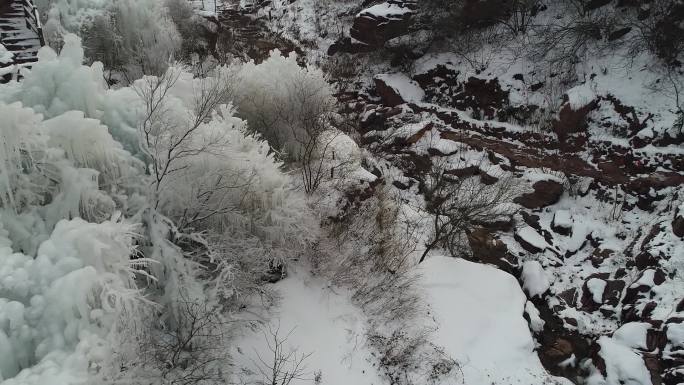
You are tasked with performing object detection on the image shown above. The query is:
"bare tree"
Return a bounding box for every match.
[529,11,606,69]
[143,293,230,385]
[666,68,684,135]
[134,68,238,221]
[240,78,337,193]
[282,75,337,193]
[493,0,542,35]
[417,160,519,264]
[249,324,313,385]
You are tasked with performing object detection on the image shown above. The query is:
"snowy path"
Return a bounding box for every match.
[231,269,384,385]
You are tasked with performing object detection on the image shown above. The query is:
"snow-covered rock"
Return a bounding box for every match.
[590,336,653,385]
[350,1,417,47]
[0,44,14,65]
[613,322,650,350]
[521,260,550,297]
[374,73,424,106]
[586,278,607,304]
[552,210,573,236]
[515,226,550,253]
[420,256,571,385]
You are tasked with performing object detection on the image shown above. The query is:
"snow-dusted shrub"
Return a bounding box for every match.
[235,51,337,190]
[103,0,181,78]
[321,184,421,321]
[316,182,458,385]
[40,0,181,80]
[135,66,317,266]
[0,217,146,385]
[141,294,230,385]
[34,0,109,33]
[0,102,50,212]
[0,35,152,158]
[42,110,143,192]
[81,12,127,78]
[3,35,106,119]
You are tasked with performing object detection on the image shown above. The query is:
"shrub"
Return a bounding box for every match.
[235,51,337,192]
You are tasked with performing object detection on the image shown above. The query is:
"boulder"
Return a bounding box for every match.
[559,288,579,307]
[375,77,406,107]
[373,73,424,107]
[603,279,627,307]
[454,77,510,119]
[622,301,658,323]
[514,180,564,209]
[580,276,626,310]
[350,1,416,47]
[677,298,684,313]
[633,251,661,270]
[327,36,375,55]
[673,205,684,238]
[552,210,573,236]
[623,269,666,306]
[590,248,614,268]
[515,226,549,254]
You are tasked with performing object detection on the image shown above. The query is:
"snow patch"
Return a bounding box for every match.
[0,44,14,65]
[613,323,649,350]
[525,301,545,333]
[553,210,573,230]
[358,2,414,19]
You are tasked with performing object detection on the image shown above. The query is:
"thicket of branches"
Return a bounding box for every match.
[236,51,339,193]
[417,160,519,263]
[421,0,683,69]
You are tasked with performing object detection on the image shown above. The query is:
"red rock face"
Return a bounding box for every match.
[552,100,598,146]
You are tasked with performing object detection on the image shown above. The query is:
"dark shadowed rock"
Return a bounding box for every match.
[677,298,684,313]
[633,251,661,270]
[552,99,598,145]
[559,288,578,307]
[673,206,684,238]
[374,76,406,107]
[514,180,564,209]
[591,248,614,268]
